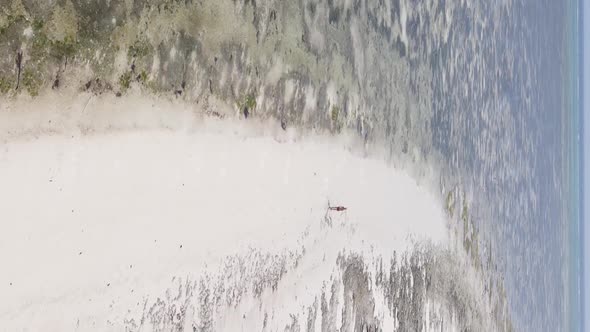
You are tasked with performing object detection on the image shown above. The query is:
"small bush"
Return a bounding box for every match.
[128,39,151,59]
[0,77,11,94]
[331,105,342,131]
[51,35,77,60]
[119,71,132,91]
[238,94,257,117]
[244,94,256,110]
[22,69,40,96]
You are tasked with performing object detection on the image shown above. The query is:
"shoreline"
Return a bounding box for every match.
[0,96,515,331]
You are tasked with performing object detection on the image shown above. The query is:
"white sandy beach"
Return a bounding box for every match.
[0,95,447,331]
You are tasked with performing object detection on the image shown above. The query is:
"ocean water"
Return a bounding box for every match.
[0,0,582,330]
[423,0,574,330]
[567,0,583,330]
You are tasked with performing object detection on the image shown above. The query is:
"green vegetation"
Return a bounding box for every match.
[138,70,148,83]
[118,71,132,91]
[50,35,77,60]
[237,93,257,117]
[22,69,40,96]
[118,69,149,93]
[454,195,482,271]
[32,18,44,32]
[331,105,339,123]
[0,12,26,37]
[128,39,151,59]
[31,31,50,57]
[30,28,78,62]
[0,77,11,94]
[330,105,343,132]
[445,188,486,273]
[244,94,256,110]
[461,197,470,247]
[461,198,468,223]
[445,190,455,217]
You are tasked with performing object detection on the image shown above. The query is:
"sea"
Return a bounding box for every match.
[430,0,581,330]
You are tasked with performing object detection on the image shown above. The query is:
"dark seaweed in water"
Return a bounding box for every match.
[120,242,512,331]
